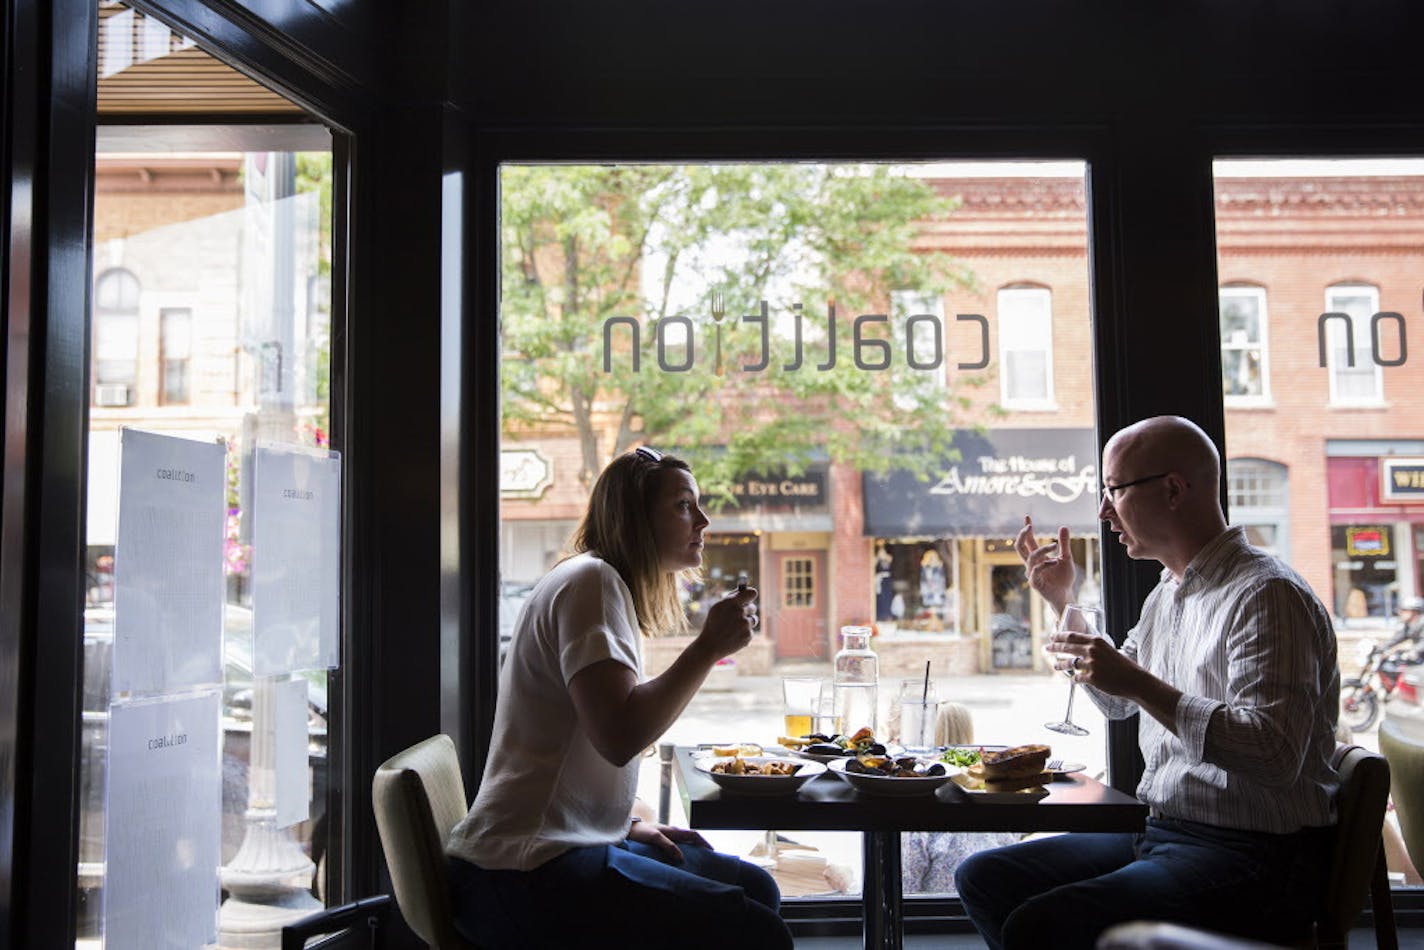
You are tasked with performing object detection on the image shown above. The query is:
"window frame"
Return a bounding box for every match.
[158,306,193,406]
[1324,281,1385,407]
[1224,457,1290,557]
[92,267,142,402]
[996,284,1057,411]
[1218,285,1272,407]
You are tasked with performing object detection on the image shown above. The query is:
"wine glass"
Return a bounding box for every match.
[1044,604,1103,737]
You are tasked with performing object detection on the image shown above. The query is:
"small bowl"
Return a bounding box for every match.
[826,756,959,797]
[694,755,826,796]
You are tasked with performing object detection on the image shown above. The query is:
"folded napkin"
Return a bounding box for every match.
[749,838,854,897]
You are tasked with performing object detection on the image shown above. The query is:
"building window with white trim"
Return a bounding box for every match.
[1226,457,1289,556]
[158,307,192,405]
[93,267,141,407]
[996,285,1054,410]
[891,289,946,411]
[1219,285,1270,404]
[1324,282,1383,405]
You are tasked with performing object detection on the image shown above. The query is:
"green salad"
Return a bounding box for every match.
[939,747,982,767]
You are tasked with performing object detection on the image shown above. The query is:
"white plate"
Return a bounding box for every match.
[787,746,859,764]
[948,771,1051,803]
[786,740,905,764]
[694,756,826,796]
[826,757,959,797]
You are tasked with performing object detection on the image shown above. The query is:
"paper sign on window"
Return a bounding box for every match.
[113,428,226,695]
[251,444,340,676]
[273,676,312,828]
[104,691,222,950]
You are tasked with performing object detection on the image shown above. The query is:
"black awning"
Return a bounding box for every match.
[863,428,1100,537]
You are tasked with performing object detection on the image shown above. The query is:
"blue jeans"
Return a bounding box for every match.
[448,840,792,949]
[953,817,1330,950]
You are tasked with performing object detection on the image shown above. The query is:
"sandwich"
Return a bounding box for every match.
[967,744,1051,790]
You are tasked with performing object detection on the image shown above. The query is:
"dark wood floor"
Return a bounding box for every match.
[796,929,1424,948]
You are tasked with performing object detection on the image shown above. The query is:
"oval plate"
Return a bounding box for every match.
[826,757,959,797]
[786,746,857,764]
[694,756,826,796]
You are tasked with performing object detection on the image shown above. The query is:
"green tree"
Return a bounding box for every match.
[500,163,982,497]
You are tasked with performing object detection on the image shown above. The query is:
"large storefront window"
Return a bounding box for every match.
[1214,158,1424,891]
[498,160,1102,902]
[77,7,342,944]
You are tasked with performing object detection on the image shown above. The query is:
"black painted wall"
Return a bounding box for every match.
[449,1,1424,126]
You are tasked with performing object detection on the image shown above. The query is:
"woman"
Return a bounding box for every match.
[446,448,792,949]
[902,703,1020,895]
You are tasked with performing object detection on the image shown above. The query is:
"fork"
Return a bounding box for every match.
[1047,759,1064,771]
[710,293,726,376]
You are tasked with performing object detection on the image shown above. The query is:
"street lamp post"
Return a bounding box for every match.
[218,151,319,948]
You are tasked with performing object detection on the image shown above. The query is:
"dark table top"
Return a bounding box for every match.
[674,746,1148,834]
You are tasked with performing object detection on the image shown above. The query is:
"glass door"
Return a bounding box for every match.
[77,5,344,946]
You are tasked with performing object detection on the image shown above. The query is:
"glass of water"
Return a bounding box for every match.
[897,678,939,753]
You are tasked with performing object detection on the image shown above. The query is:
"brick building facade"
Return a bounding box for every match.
[502,166,1423,673]
[90,157,1423,670]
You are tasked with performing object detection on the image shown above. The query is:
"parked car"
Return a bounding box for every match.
[1383,665,1424,742]
[499,581,535,662]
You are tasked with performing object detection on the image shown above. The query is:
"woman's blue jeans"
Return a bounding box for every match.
[448,840,792,949]
[953,817,1330,950]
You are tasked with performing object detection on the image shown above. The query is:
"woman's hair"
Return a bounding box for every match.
[569,449,695,637]
[935,702,975,746]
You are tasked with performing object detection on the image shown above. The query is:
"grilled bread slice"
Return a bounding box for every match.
[979,744,1051,780]
[966,762,1051,791]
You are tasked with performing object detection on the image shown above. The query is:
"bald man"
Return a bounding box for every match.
[956,416,1340,949]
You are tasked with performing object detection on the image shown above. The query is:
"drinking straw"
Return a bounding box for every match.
[922,660,931,703]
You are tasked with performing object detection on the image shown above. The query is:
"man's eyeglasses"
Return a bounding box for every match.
[1101,472,1170,504]
[633,446,663,463]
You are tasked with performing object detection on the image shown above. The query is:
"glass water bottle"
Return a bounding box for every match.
[833,625,879,736]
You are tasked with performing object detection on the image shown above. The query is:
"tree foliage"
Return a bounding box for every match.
[500,163,982,497]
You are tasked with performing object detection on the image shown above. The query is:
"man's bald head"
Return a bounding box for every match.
[1106,415,1221,503]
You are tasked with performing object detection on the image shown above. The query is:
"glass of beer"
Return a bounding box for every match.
[782,676,824,738]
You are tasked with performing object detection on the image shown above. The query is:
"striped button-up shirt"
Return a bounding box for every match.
[1086,526,1340,834]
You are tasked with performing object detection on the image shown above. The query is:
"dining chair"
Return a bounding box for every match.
[1313,743,1395,950]
[1379,716,1424,876]
[1098,743,1395,950]
[371,734,480,950]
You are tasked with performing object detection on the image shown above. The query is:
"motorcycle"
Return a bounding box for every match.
[1341,634,1423,732]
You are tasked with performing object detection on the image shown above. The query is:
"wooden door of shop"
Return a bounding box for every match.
[770,551,826,659]
[982,559,1035,671]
